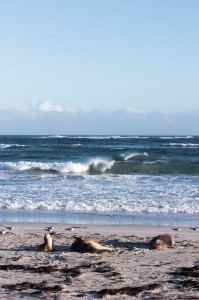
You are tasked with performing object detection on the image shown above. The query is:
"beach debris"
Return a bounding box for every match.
[71,236,114,254]
[96,283,162,297]
[2,280,63,293]
[39,233,54,252]
[0,264,58,273]
[62,266,82,278]
[172,265,199,278]
[178,279,199,289]
[34,265,58,274]
[171,265,199,291]
[78,261,106,270]
[149,233,174,250]
[65,276,72,283]
[0,264,25,271]
[11,255,24,261]
[94,262,121,277]
[3,280,48,291]
[76,293,87,297]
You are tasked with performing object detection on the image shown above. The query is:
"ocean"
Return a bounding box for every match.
[0,135,198,226]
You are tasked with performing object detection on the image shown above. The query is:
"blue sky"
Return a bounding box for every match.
[0,0,199,134]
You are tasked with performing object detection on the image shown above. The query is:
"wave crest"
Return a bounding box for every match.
[0,159,114,175]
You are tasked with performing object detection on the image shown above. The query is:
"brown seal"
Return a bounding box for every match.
[39,233,54,252]
[149,233,174,250]
[71,236,114,254]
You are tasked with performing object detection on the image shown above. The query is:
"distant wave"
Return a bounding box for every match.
[33,135,195,141]
[168,143,199,148]
[0,144,26,149]
[160,136,194,139]
[38,135,66,139]
[49,135,66,138]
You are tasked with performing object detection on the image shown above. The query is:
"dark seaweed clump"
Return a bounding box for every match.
[97,283,162,297]
[2,280,63,293]
[172,265,199,278]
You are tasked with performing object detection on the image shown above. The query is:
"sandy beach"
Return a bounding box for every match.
[0,222,198,299]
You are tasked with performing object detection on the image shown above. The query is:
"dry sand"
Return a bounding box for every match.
[0,222,198,299]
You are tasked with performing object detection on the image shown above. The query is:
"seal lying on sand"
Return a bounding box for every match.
[149,233,174,250]
[39,233,54,252]
[71,236,114,254]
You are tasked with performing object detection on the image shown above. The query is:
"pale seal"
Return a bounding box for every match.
[149,233,174,250]
[39,233,54,252]
[71,236,114,254]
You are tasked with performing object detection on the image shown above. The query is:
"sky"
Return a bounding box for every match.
[0,0,199,135]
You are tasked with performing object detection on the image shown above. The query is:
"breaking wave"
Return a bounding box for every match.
[1,154,199,175]
[0,159,114,175]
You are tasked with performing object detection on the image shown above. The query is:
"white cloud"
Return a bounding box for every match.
[37,101,77,113]
[37,101,64,112]
[64,107,77,113]
[124,107,143,113]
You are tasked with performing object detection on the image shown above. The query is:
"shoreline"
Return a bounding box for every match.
[0,209,198,227]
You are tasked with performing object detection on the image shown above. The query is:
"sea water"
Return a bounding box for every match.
[0,135,198,226]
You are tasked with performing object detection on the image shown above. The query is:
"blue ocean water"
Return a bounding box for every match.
[0,135,199,226]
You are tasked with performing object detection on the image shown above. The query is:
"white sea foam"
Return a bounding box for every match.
[72,143,82,147]
[0,161,88,173]
[0,174,198,215]
[0,144,11,149]
[0,144,26,149]
[49,135,66,138]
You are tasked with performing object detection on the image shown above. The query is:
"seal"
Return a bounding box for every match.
[71,236,114,254]
[39,233,54,252]
[149,233,174,250]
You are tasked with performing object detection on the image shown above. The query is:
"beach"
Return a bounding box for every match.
[0,222,198,299]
